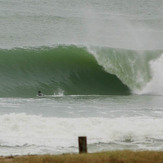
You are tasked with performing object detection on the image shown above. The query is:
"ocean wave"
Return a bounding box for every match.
[0,45,162,97]
[0,45,130,97]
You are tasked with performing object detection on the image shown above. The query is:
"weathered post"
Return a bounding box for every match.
[78,136,87,154]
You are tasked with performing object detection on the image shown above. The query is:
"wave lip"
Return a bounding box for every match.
[0,45,130,97]
[88,46,163,94]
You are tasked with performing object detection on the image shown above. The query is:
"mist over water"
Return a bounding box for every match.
[0,0,163,49]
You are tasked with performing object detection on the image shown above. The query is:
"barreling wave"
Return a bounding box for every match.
[0,45,162,97]
[88,46,163,94]
[0,45,130,97]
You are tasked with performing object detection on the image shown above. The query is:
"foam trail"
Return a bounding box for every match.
[140,54,163,95]
[0,113,163,147]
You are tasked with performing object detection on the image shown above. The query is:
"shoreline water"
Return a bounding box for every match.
[0,95,163,155]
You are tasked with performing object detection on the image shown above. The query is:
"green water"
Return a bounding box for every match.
[0,46,131,97]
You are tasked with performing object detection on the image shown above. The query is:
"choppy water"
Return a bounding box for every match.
[0,0,163,156]
[0,95,163,156]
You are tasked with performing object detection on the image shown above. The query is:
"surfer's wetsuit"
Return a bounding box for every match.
[38,91,43,96]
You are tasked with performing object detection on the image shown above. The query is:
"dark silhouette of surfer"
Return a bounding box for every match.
[38,91,43,96]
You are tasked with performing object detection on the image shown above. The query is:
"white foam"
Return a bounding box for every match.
[140,54,163,95]
[53,88,64,97]
[0,113,162,148]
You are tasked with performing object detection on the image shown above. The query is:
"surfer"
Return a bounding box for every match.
[38,91,43,96]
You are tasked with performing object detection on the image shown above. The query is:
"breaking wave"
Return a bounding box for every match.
[0,45,162,97]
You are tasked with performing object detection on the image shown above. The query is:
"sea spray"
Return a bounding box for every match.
[140,54,163,95]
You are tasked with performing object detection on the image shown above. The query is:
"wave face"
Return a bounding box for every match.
[0,45,131,97]
[88,47,162,94]
[0,0,162,97]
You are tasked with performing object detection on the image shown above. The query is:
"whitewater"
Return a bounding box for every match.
[0,0,163,156]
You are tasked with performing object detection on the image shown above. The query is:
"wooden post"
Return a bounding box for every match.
[78,136,87,154]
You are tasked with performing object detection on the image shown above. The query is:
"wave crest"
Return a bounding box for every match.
[0,45,130,97]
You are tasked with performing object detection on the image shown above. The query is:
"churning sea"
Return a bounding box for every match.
[0,0,163,156]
